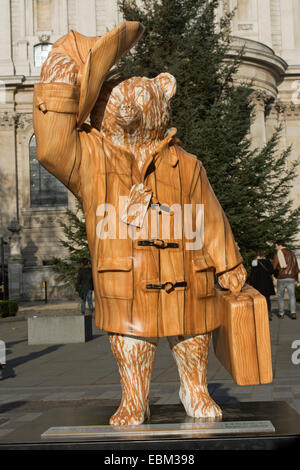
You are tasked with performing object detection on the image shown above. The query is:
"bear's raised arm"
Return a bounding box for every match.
[33,52,82,197]
[33,22,144,199]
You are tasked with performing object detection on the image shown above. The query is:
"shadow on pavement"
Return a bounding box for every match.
[1,345,64,381]
[208,383,239,403]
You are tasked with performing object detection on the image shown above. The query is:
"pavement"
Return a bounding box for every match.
[0,297,300,440]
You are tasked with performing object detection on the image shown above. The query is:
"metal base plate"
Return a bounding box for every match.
[41,420,275,440]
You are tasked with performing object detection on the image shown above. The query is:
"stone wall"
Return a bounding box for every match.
[23,265,75,301]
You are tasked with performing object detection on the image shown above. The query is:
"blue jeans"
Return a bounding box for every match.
[81,290,94,314]
[277,279,296,315]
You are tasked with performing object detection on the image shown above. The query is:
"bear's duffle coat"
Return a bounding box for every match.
[33,79,242,337]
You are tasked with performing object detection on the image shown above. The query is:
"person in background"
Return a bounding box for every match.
[273,240,299,320]
[76,258,94,315]
[249,249,275,321]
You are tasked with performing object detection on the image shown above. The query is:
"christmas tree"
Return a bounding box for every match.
[45,202,90,289]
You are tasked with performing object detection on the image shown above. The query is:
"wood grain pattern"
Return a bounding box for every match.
[39,23,144,126]
[170,335,222,418]
[218,263,248,296]
[32,23,260,429]
[212,284,273,385]
[99,74,176,170]
[109,334,157,425]
[34,30,244,338]
[40,52,79,85]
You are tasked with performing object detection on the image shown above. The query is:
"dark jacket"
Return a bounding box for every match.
[76,266,93,297]
[273,248,299,282]
[249,258,275,297]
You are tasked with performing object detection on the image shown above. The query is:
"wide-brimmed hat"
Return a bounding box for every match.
[50,21,144,126]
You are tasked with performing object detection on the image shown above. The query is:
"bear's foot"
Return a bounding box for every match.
[108,334,157,426]
[179,386,222,419]
[109,399,150,426]
[169,334,222,420]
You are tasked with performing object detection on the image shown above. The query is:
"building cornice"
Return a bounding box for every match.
[0,75,40,87]
[228,36,288,87]
[0,75,26,85]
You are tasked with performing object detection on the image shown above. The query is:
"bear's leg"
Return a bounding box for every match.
[109,333,157,426]
[168,334,222,419]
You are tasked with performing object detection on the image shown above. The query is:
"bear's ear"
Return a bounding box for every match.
[153,73,176,101]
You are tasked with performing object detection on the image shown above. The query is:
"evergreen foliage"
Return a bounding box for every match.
[117,0,300,267]
[44,202,90,289]
[0,300,18,318]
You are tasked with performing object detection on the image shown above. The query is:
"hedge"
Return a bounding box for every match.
[0,300,19,318]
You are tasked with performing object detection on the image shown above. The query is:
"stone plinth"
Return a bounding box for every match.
[27,314,93,345]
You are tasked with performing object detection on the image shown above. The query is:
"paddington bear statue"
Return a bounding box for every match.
[33,22,247,426]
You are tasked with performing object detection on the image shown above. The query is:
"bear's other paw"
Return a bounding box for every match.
[109,398,150,426]
[179,386,222,419]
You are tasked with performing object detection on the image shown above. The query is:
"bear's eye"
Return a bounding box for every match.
[135,87,151,107]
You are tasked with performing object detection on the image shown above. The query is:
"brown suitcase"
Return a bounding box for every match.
[212,284,273,385]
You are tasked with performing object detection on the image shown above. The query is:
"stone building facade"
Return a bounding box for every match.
[0,0,299,300]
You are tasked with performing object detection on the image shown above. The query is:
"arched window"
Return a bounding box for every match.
[34,43,52,67]
[29,135,68,207]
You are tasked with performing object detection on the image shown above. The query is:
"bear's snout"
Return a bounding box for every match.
[116,102,141,130]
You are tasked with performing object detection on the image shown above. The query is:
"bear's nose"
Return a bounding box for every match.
[119,103,137,113]
[116,101,141,129]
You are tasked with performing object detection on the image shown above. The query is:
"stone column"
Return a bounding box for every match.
[280,0,295,62]
[52,0,68,37]
[76,0,96,36]
[14,0,30,76]
[257,0,272,48]
[265,100,286,143]
[7,219,23,301]
[0,0,14,75]
[250,92,267,150]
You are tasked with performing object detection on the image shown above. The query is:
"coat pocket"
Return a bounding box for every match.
[97,258,133,300]
[192,252,215,298]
